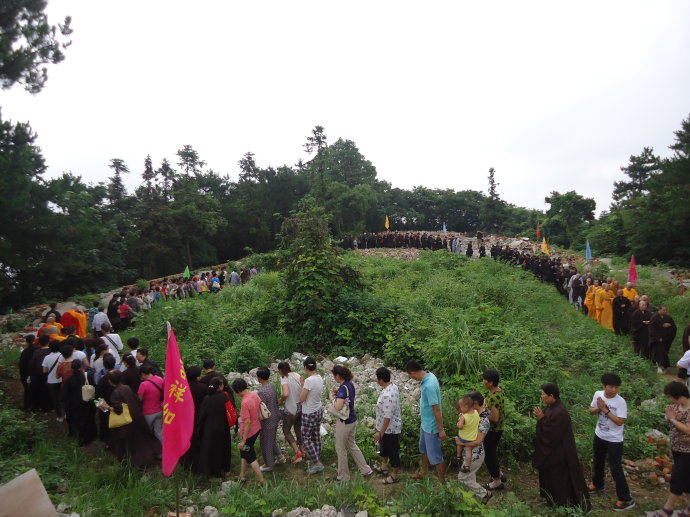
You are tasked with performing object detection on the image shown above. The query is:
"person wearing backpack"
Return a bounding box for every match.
[61,359,97,445]
[137,365,164,442]
[257,366,286,472]
[195,377,232,479]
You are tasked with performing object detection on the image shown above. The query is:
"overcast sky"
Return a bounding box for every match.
[4,0,690,216]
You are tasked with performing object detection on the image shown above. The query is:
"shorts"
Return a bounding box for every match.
[419,428,444,466]
[456,436,473,444]
[379,433,401,468]
[670,450,690,496]
[240,431,260,464]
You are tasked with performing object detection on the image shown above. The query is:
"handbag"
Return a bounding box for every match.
[225,392,237,427]
[259,400,271,421]
[327,383,351,421]
[81,372,96,402]
[108,403,133,428]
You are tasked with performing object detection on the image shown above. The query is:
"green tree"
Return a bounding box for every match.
[542,191,595,248]
[481,167,505,233]
[278,196,362,347]
[176,144,206,177]
[0,0,72,93]
[107,158,129,205]
[612,147,661,206]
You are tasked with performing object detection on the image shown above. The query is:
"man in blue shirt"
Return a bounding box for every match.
[406,360,446,482]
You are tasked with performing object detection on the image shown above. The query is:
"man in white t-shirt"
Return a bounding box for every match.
[92,307,110,337]
[588,373,634,512]
[100,323,123,363]
[42,341,64,422]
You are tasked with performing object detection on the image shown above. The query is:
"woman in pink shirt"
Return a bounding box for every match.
[231,378,265,486]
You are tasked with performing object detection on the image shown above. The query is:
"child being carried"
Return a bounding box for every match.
[454,395,479,473]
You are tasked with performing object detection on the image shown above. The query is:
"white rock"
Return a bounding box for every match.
[203,506,219,517]
[199,489,211,502]
[186,506,197,515]
[292,352,306,361]
[334,356,348,363]
[56,502,70,513]
[321,505,337,517]
[286,507,312,517]
[220,480,235,493]
[355,511,368,517]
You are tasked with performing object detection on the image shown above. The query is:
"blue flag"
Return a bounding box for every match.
[585,240,592,261]
[442,222,447,234]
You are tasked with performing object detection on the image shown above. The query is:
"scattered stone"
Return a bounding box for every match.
[199,489,212,502]
[321,505,337,517]
[186,506,198,515]
[286,507,312,517]
[203,506,219,517]
[220,480,235,493]
[56,502,70,513]
[354,511,368,517]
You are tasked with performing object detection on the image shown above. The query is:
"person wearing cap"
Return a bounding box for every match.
[300,357,325,474]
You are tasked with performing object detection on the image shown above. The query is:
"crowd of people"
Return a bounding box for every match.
[13,245,690,515]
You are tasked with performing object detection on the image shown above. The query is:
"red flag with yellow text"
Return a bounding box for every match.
[536,222,541,239]
[162,323,194,476]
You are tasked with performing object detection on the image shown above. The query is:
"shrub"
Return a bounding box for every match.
[218,335,268,373]
[0,406,45,458]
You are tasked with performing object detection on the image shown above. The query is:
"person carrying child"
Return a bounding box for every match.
[455,395,480,472]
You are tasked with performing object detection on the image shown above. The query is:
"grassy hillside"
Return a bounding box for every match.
[132,251,671,462]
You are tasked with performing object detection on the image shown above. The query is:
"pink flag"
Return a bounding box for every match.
[162,323,194,476]
[628,255,638,285]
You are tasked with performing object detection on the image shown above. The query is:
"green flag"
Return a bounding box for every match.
[183,265,190,278]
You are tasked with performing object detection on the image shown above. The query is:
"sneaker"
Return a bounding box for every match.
[362,469,374,477]
[56,417,64,423]
[307,464,324,475]
[291,453,304,464]
[613,500,635,512]
[259,466,272,472]
[587,483,604,493]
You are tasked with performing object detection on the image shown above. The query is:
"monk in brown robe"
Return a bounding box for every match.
[533,382,590,510]
[630,300,652,357]
[649,305,677,372]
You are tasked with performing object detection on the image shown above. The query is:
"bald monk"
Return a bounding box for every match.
[598,284,614,331]
[585,280,598,320]
[43,326,66,342]
[61,308,87,338]
[622,282,638,302]
[37,316,62,338]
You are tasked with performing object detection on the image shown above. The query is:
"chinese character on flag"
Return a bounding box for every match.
[162,323,194,476]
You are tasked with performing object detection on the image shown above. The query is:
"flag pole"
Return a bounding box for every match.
[175,469,180,517]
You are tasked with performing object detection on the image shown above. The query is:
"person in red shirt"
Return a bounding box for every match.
[231,378,265,486]
[137,365,164,442]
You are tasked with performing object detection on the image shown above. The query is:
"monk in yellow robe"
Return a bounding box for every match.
[622,283,638,301]
[594,283,607,324]
[587,281,601,320]
[599,285,614,331]
[584,279,596,319]
[61,308,88,338]
[37,316,62,337]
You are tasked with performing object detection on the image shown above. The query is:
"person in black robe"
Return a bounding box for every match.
[181,366,208,469]
[533,382,590,510]
[195,377,231,478]
[649,305,677,371]
[612,289,631,335]
[27,335,52,412]
[19,334,36,410]
[102,370,161,470]
[630,301,652,357]
[466,242,473,258]
[62,359,97,445]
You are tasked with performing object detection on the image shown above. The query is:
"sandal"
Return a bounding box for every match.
[372,465,389,476]
[460,465,471,473]
[382,475,400,484]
